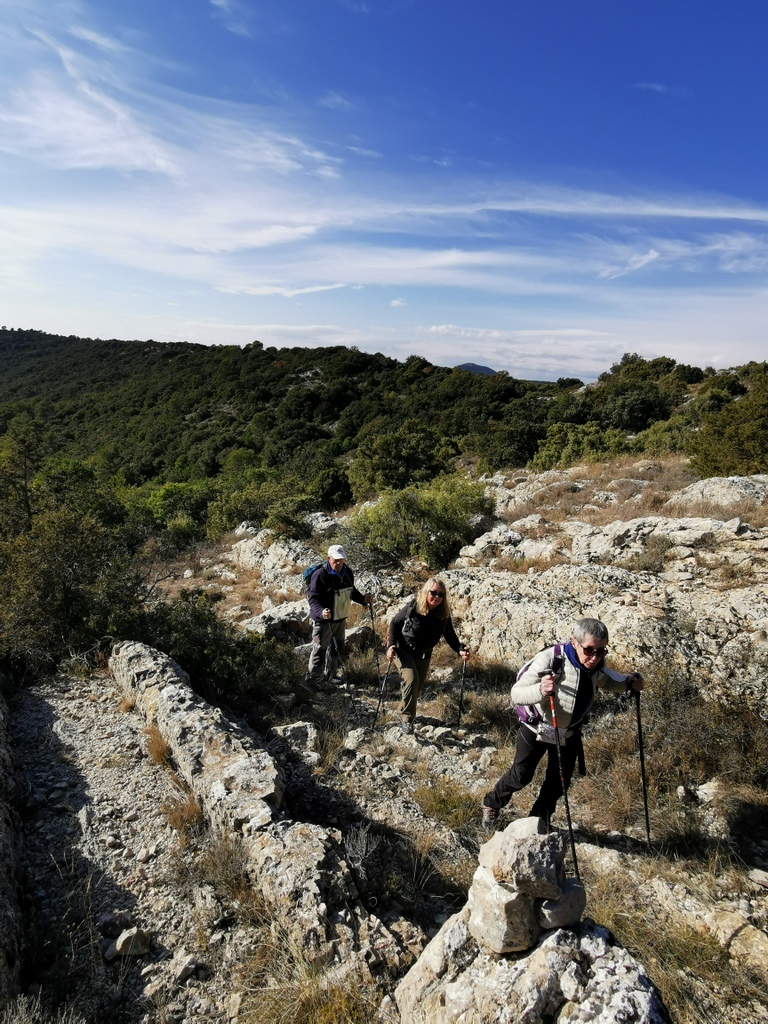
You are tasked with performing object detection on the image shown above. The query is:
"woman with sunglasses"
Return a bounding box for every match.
[385,577,469,734]
[481,617,643,828]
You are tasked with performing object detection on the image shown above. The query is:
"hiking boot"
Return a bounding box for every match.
[400,717,414,735]
[481,804,499,827]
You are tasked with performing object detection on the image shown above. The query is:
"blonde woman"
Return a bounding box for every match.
[385,577,469,733]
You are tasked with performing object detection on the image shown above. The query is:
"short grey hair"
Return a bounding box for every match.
[573,618,608,644]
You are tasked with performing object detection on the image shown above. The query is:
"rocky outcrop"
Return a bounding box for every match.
[665,475,768,509]
[396,818,667,1024]
[109,641,284,835]
[108,642,410,979]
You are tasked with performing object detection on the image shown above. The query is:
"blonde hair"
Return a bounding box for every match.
[415,577,451,619]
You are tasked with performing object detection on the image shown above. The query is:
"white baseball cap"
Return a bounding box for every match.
[327,544,347,560]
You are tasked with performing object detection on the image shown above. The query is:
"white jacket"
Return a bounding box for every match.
[511,644,629,733]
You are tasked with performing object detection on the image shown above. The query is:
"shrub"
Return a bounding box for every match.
[0,507,147,674]
[687,372,768,476]
[346,474,492,568]
[133,589,302,707]
[348,419,457,500]
[530,422,630,472]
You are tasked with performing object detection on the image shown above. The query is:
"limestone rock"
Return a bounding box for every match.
[467,864,542,953]
[396,915,670,1024]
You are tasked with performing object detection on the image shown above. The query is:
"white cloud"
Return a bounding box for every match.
[318,91,357,110]
[220,283,349,298]
[390,298,406,307]
[634,82,669,94]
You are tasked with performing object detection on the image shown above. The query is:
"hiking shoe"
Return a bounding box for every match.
[481,805,499,827]
[400,718,414,735]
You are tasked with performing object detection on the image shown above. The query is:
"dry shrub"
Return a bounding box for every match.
[627,534,673,573]
[117,692,136,712]
[0,996,88,1024]
[717,561,756,588]
[161,775,204,838]
[143,723,171,765]
[192,831,267,922]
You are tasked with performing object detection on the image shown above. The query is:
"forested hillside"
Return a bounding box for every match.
[1,326,767,677]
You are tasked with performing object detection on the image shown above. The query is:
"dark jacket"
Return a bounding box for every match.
[387,599,464,656]
[308,563,366,623]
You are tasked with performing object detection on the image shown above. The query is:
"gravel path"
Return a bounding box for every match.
[9,672,258,1024]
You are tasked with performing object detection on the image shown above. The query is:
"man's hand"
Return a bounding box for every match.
[322,608,331,621]
[364,594,374,606]
[460,649,470,662]
[386,644,396,662]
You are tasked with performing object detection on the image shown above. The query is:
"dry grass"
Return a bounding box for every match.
[0,996,88,1024]
[582,857,768,1024]
[117,691,137,713]
[494,551,569,574]
[412,777,481,839]
[143,723,171,765]
[239,932,381,1024]
[161,776,205,839]
[313,714,350,776]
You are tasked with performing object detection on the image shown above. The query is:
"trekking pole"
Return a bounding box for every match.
[371,659,393,732]
[368,604,381,684]
[456,658,467,729]
[548,694,580,881]
[634,688,651,847]
[330,631,345,681]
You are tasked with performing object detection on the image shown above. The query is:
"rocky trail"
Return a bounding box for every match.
[5,462,768,1023]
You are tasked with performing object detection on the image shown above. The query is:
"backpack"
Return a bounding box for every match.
[302,561,325,595]
[512,643,565,726]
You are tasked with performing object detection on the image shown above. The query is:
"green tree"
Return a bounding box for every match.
[348,419,457,500]
[0,508,145,671]
[0,415,49,536]
[346,475,492,568]
[687,375,768,476]
[530,422,630,471]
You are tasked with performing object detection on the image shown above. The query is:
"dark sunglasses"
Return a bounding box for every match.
[578,642,608,657]
[428,590,445,598]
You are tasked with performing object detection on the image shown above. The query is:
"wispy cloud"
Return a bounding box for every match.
[632,82,692,100]
[208,0,253,37]
[318,91,357,110]
[635,82,669,94]
[220,283,349,298]
[1,0,767,378]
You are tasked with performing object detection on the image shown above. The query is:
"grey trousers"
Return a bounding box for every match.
[307,619,346,682]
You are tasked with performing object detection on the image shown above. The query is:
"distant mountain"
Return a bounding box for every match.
[455,362,497,375]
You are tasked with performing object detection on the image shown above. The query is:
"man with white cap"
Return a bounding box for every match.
[306,544,373,687]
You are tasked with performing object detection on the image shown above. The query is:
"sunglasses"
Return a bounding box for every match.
[428,590,445,598]
[578,642,608,657]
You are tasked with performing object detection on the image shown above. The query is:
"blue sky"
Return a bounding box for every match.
[1,0,767,380]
